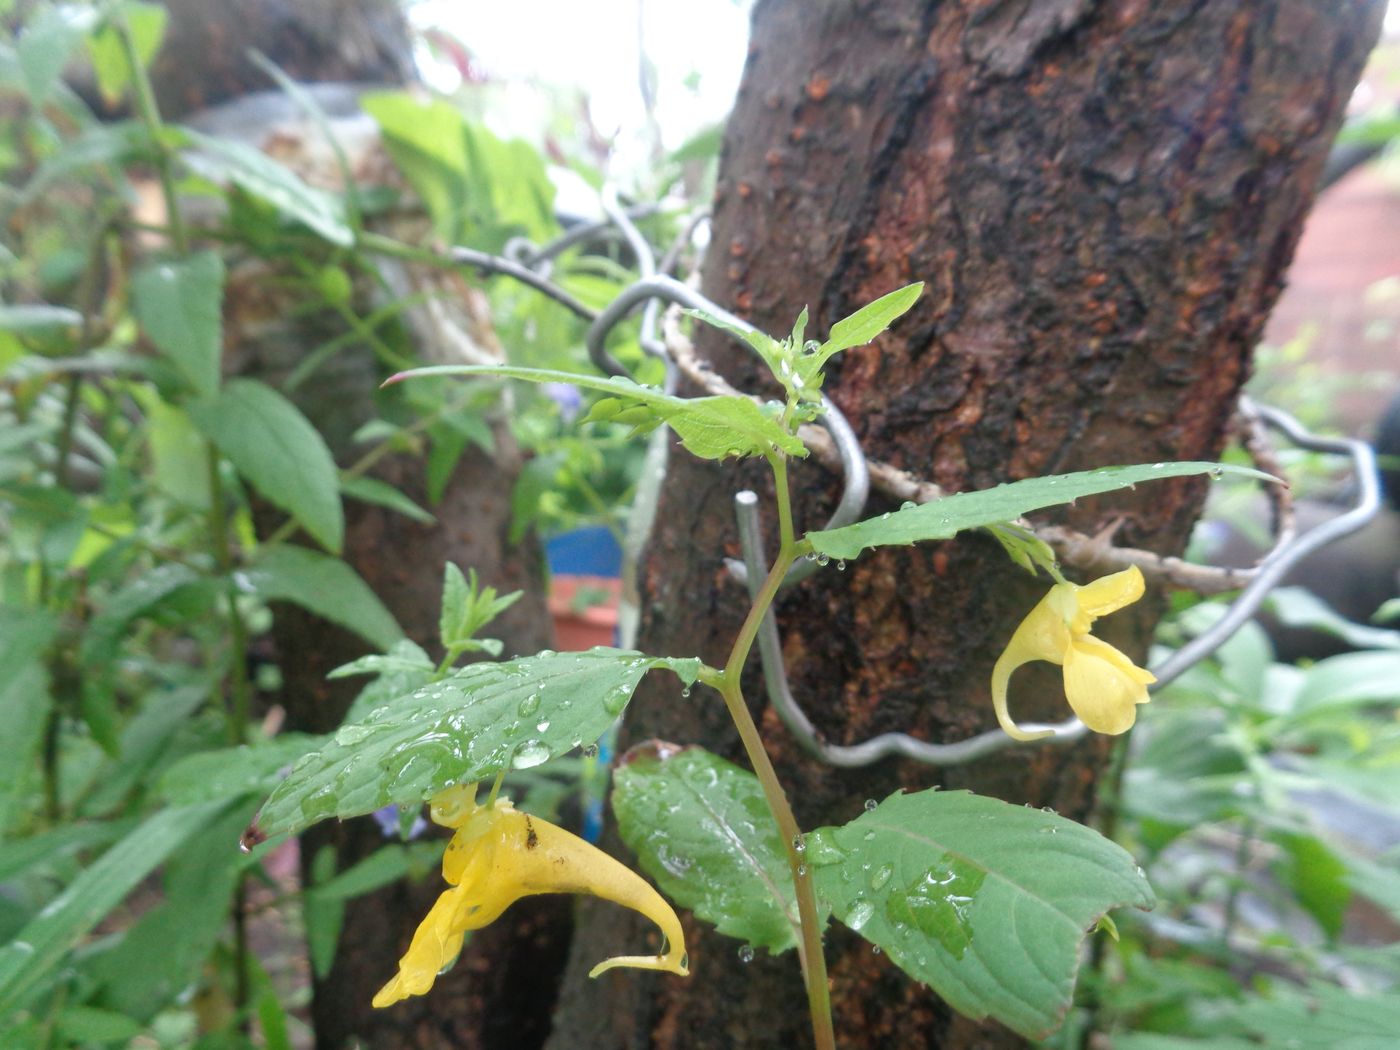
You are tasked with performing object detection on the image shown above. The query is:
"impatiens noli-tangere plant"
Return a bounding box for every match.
[252,285,1268,1048]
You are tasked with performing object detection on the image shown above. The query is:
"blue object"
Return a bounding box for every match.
[545,526,623,577]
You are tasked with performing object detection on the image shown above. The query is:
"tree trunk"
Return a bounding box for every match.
[549,1,1383,1047]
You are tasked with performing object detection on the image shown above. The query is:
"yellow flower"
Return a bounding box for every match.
[991,566,1156,740]
[373,784,688,1008]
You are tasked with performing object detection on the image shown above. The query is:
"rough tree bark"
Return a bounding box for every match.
[137,5,564,1048]
[549,1,1384,1048]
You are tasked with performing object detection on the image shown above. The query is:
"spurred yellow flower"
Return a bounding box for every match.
[991,565,1156,741]
[373,784,688,1008]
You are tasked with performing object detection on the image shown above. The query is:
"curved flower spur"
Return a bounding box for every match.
[374,784,689,1008]
[991,565,1156,740]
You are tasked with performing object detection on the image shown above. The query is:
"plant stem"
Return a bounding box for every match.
[117,18,187,256]
[206,446,253,745]
[716,461,835,1050]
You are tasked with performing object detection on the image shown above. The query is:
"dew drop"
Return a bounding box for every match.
[797,863,808,877]
[536,720,551,733]
[792,833,807,854]
[1209,466,1224,480]
[872,945,882,955]
[870,863,893,891]
[846,898,874,931]
[518,693,541,718]
[511,740,551,769]
[602,687,630,716]
[334,724,373,746]
[738,945,755,964]
[681,686,692,698]
[582,743,600,758]
[836,560,846,571]
[815,553,830,567]
[864,798,878,813]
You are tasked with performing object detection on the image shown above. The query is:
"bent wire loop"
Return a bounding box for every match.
[731,399,1382,767]
[462,194,1385,768]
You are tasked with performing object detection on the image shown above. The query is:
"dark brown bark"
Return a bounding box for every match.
[550,1,1383,1048]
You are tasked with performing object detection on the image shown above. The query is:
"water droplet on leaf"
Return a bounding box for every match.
[334,724,373,745]
[511,740,551,769]
[602,687,630,716]
[846,898,874,931]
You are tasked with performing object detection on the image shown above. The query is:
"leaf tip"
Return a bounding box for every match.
[240,821,267,854]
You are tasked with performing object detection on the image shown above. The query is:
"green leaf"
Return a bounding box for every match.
[306,841,443,903]
[0,664,50,836]
[87,2,167,106]
[685,308,784,371]
[0,304,83,333]
[80,562,205,669]
[242,544,402,650]
[131,251,224,397]
[392,365,805,460]
[188,380,344,553]
[808,462,1273,561]
[0,606,55,839]
[438,564,521,658]
[361,92,557,248]
[1268,586,1400,651]
[143,399,210,507]
[0,820,131,881]
[440,561,472,647]
[17,4,94,102]
[1290,650,1400,715]
[1226,983,1400,1046]
[180,128,353,246]
[0,800,232,1017]
[1271,830,1350,940]
[339,475,434,525]
[613,745,798,952]
[328,640,434,680]
[158,734,326,805]
[16,122,151,206]
[53,1006,144,1045]
[814,282,923,361]
[82,805,248,1020]
[810,789,1154,1039]
[255,649,702,836]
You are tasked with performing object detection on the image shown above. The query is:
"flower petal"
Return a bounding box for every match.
[1072,565,1146,621]
[372,883,473,1008]
[374,795,688,1008]
[990,589,1077,740]
[1063,636,1153,735]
